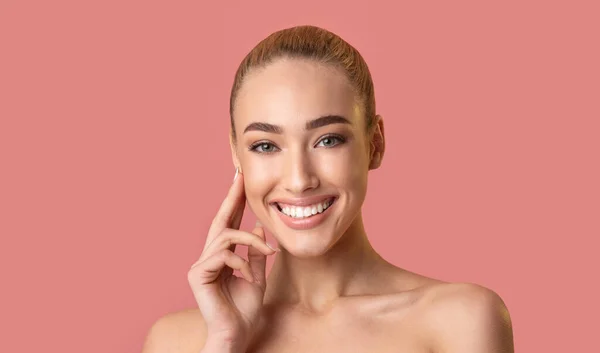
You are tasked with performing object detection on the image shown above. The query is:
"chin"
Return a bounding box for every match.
[274,228,341,258]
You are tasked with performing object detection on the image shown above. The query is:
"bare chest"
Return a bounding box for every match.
[246,301,430,353]
[247,333,428,353]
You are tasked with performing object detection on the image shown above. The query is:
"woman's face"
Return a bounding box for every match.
[232,58,381,257]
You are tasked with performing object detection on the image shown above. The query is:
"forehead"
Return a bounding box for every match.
[234,58,362,128]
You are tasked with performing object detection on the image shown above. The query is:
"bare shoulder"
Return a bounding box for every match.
[142,308,206,353]
[418,282,514,353]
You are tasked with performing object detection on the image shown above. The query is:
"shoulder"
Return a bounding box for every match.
[142,308,206,353]
[419,282,514,353]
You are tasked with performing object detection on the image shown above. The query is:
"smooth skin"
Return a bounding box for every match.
[142,58,514,353]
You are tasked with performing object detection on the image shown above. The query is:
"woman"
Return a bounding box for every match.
[143,25,514,353]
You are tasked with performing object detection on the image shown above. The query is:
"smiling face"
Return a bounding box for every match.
[231,58,383,257]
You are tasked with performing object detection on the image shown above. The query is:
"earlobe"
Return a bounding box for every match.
[369,152,381,170]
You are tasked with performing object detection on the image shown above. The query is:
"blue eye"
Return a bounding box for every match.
[316,135,345,148]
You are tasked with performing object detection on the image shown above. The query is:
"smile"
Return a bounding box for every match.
[269,196,337,230]
[275,198,335,219]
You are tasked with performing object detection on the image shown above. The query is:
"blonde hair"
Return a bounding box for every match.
[229,25,376,141]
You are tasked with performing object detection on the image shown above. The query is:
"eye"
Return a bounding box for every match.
[249,141,280,154]
[315,134,345,148]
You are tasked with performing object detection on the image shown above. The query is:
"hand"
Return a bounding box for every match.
[187,170,279,351]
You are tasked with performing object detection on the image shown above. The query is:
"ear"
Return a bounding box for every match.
[229,131,242,173]
[368,115,385,170]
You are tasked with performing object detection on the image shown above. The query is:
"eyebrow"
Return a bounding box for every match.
[243,115,351,134]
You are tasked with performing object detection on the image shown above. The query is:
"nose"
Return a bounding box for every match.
[282,148,319,194]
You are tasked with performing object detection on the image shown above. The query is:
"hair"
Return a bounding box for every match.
[229,25,376,142]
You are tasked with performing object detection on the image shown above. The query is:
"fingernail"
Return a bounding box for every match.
[266,242,281,252]
[233,167,239,182]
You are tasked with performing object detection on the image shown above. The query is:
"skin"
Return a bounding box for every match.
[142,58,514,353]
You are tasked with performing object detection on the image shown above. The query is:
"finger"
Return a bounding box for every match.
[205,170,246,247]
[229,191,246,231]
[229,169,246,232]
[248,221,271,289]
[227,192,246,254]
[202,228,277,260]
[188,249,254,286]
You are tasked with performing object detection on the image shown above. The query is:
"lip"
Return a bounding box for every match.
[270,197,337,231]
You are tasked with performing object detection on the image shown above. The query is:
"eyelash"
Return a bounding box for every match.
[248,134,347,154]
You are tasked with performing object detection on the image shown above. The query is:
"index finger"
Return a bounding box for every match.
[205,169,246,245]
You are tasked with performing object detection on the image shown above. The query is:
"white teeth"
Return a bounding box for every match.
[277,199,334,219]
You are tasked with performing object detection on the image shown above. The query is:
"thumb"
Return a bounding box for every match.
[248,221,269,289]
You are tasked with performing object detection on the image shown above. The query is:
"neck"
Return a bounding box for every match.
[264,213,387,314]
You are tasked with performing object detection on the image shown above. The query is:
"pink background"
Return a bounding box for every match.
[1,1,598,352]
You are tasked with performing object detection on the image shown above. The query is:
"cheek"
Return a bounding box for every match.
[318,145,369,189]
[240,157,276,205]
